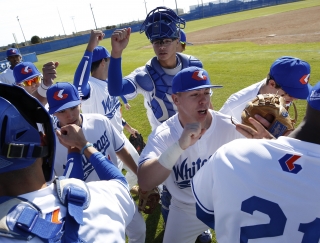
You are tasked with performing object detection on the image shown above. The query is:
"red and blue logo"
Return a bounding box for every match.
[278,154,302,174]
[21,66,32,74]
[192,70,207,81]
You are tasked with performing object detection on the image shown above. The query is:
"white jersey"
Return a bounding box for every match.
[219,79,264,122]
[54,113,125,181]
[1,180,134,243]
[192,136,320,243]
[139,110,243,204]
[0,67,15,85]
[81,76,123,133]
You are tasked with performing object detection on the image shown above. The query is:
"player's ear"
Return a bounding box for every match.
[269,79,276,88]
[172,94,180,105]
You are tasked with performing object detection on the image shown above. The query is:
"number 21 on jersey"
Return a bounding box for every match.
[240,196,320,243]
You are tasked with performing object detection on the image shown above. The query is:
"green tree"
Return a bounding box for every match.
[31,35,41,44]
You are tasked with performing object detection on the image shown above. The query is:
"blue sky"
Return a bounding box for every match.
[0,0,210,47]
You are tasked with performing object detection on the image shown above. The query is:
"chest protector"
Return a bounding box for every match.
[136,53,202,123]
[0,177,90,243]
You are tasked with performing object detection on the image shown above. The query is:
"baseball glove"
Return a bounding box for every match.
[241,94,295,138]
[138,187,160,214]
[129,132,146,155]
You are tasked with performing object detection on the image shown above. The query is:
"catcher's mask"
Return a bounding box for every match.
[140,6,186,42]
[0,83,55,182]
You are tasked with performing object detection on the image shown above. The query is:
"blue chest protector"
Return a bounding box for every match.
[135,53,202,123]
[0,177,90,243]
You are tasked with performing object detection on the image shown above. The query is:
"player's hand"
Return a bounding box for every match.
[87,30,105,52]
[111,28,131,58]
[179,123,206,150]
[56,124,88,150]
[124,103,131,110]
[128,127,139,138]
[42,61,59,86]
[236,117,275,139]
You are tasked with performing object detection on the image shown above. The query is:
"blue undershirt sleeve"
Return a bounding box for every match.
[63,152,84,179]
[108,56,135,96]
[122,118,127,127]
[120,95,128,104]
[73,50,92,99]
[195,203,215,229]
[89,152,127,184]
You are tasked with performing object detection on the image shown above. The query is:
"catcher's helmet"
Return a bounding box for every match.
[0,83,55,182]
[140,6,186,42]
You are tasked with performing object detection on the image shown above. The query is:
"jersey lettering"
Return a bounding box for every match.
[173,157,210,189]
[102,96,121,119]
[240,196,320,242]
[278,154,302,174]
[74,130,111,181]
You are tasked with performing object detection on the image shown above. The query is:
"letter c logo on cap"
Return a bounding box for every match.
[192,70,207,81]
[300,74,310,85]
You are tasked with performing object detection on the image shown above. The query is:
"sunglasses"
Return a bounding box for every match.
[21,76,41,86]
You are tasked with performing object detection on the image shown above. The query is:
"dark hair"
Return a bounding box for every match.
[91,59,103,73]
[266,73,282,89]
[91,58,109,73]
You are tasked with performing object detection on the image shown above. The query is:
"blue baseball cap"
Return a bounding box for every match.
[179,30,193,46]
[307,81,320,111]
[270,56,312,99]
[92,46,111,62]
[47,82,81,114]
[6,48,21,57]
[172,66,222,94]
[13,62,41,84]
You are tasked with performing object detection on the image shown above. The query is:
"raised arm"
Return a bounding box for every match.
[137,122,206,191]
[34,61,58,106]
[108,28,135,96]
[73,30,105,98]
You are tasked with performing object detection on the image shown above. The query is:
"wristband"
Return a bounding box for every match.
[81,143,93,155]
[37,83,50,97]
[158,141,184,170]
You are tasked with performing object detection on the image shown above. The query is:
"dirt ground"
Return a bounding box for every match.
[188,6,320,45]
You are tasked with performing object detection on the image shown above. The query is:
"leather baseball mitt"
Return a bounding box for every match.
[241,94,295,138]
[138,187,160,214]
[129,132,146,155]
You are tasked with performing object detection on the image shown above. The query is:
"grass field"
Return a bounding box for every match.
[34,0,320,242]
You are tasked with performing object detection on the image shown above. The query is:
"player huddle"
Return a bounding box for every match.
[0,6,318,243]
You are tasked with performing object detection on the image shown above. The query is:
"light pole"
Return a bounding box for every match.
[16,16,27,45]
[90,4,98,30]
[57,8,66,36]
[143,0,148,16]
[201,0,204,18]
[174,0,178,15]
[71,16,77,34]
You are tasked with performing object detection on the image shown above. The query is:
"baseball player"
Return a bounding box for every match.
[137,66,244,243]
[219,56,312,122]
[47,82,146,243]
[177,29,193,53]
[192,81,320,243]
[0,48,22,84]
[108,6,203,131]
[0,83,135,242]
[108,7,212,241]
[13,61,58,107]
[73,30,140,192]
